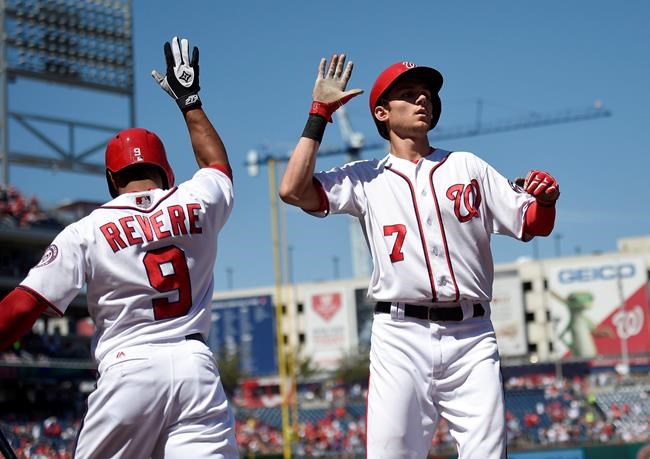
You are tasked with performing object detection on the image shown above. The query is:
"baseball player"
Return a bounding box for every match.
[0,37,239,458]
[279,55,560,458]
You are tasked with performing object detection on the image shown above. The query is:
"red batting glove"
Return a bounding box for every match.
[310,53,363,122]
[524,170,560,206]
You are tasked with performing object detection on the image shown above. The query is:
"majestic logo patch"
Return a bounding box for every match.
[312,293,342,322]
[36,244,58,268]
[135,194,152,208]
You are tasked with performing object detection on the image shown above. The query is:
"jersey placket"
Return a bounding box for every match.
[419,160,458,302]
[385,160,437,300]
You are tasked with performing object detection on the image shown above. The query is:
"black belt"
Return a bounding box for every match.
[185,333,206,344]
[375,301,485,322]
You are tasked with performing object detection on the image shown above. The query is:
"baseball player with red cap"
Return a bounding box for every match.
[0,36,239,458]
[280,55,559,458]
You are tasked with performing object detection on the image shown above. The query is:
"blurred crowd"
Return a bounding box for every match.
[234,382,368,457]
[1,415,78,459]
[504,372,650,449]
[0,185,64,279]
[0,186,61,230]
[1,370,649,458]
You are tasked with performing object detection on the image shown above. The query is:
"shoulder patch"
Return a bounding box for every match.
[509,180,525,193]
[36,244,59,268]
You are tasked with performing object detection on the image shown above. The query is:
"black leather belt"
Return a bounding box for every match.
[375,301,485,322]
[185,333,206,344]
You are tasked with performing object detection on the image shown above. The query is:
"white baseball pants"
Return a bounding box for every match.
[74,339,238,459]
[367,310,506,459]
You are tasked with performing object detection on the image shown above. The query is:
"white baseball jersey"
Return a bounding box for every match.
[312,148,522,458]
[20,166,233,363]
[312,149,534,303]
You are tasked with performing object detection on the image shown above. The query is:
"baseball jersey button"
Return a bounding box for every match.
[438,276,446,286]
[426,217,432,225]
[432,246,440,256]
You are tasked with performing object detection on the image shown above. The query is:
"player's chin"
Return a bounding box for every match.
[411,120,431,134]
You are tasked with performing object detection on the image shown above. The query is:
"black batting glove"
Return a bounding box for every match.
[151,36,202,112]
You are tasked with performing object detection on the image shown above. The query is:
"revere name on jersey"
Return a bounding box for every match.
[20,166,233,362]
[312,149,534,303]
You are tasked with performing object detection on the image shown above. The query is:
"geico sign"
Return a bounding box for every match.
[558,263,636,284]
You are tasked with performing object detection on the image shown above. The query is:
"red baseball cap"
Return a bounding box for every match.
[369,61,443,139]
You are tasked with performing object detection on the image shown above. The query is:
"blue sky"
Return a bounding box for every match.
[7,1,650,291]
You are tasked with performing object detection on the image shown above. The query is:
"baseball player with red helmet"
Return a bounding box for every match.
[0,37,239,458]
[279,55,559,458]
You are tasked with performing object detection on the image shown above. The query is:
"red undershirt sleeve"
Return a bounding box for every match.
[206,163,233,182]
[524,200,556,237]
[0,287,49,351]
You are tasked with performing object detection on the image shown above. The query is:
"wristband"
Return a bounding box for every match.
[309,101,335,123]
[177,93,202,112]
[536,198,557,208]
[301,113,327,143]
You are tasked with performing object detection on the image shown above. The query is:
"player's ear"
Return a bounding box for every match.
[374,105,389,122]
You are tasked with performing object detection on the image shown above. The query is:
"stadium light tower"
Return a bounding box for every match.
[0,0,134,185]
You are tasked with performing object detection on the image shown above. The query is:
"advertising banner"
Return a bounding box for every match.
[210,295,277,376]
[509,448,584,459]
[491,271,528,356]
[546,256,650,359]
[303,288,357,371]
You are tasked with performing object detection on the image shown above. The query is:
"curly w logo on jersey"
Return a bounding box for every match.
[446,179,482,222]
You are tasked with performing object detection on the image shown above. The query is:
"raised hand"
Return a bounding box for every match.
[310,54,363,122]
[151,36,202,112]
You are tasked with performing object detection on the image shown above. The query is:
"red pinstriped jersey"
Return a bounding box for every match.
[20,167,233,363]
[312,149,534,303]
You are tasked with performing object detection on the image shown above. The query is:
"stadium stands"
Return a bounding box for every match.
[2,367,649,457]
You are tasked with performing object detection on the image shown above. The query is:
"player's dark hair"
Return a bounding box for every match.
[109,163,166,194]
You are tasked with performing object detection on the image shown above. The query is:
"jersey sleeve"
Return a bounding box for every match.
[309,161,370,218]
[19,223,87,316]
[180,166,234,231]
[475,154,535,241]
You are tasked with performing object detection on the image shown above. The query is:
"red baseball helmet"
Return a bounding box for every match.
[369,61,443,139]
[105,128,175,198]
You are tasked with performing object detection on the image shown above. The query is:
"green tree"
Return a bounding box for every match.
[215,350,242,398]
[296,353,320,380]
[334,349,370,385]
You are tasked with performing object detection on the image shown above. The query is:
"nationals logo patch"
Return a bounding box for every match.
[36,244,58,268]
